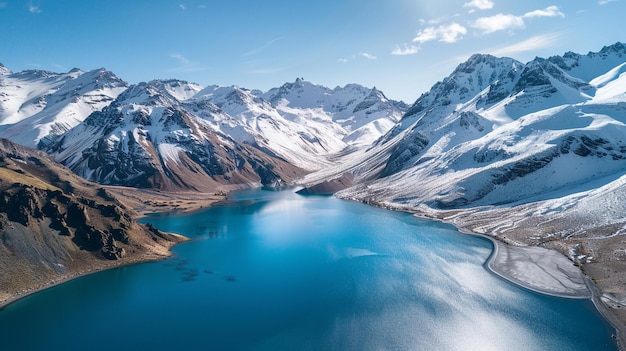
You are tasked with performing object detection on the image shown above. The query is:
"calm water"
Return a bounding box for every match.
[0,188,616,350]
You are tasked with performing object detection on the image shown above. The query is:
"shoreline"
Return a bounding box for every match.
[347,197,594,298]
[0,253,174,311]
[342,196,624,349]
[2,186,622,349]
[467,230,591,299]
[421,213,625,349]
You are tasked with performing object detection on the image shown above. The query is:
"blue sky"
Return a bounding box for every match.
[0,0,624,102]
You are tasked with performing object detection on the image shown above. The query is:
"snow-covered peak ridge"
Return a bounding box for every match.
[549,42,626,82]
[512,57,590,94]
[403,55,523,119]
[263,78,334,108]
[46,77,305,191]
[0,63,11,75]
[0,66,128,148]
[116,79,201,105]
[192,85,269,113]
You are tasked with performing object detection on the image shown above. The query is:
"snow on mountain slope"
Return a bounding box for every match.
[299,43,626,215]
[0,66,128,148]
[48,80,303,191]
[590,63,626,103]
[0,63,10,75]
[189,80,405,170]
[341,103,626,208]
[549,42,626,82]
[189,84,347,170]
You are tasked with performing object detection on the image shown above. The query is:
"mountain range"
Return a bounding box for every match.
[1,42,626,331]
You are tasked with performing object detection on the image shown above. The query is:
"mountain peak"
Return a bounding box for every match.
[454,53,499,73]
[404,54,522,118]
[547,42,626,81]
[598,41,625,56]
[0,62,11,75]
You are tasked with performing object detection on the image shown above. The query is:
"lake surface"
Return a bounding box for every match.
[0,188,617,350]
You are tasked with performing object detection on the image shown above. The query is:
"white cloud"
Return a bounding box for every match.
[391,44,420,56]
[28,2,41,13]
[489,32,563,56]
[599,0,618,4]
[359,52,377,60]
[339,52,379,63]
[472,6,565,35]
[179,4,186,10]
[523,6,564,18]
[427,16,449,25]
[413,22,467,44]
[463,0,494,11]
[472,14,524,34]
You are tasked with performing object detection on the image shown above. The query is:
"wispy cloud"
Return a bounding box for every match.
[28,1,41,13]
[413,22,467,44]
[179,4,186,10]
[168,53,208,73]
[359,52,377,60]
[523,6,564,18]
[391,44,420,56]
[472,6,565,34]
[0,2,7,9]
[243,37,282,57]
[488,32,564,57]
[170,53,190,65]
[420,16,451,26]
[339,52,379,63]
[599,0,618,4]
[463,0,494,12]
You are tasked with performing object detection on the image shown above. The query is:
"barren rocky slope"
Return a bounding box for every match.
[0,139,184,306]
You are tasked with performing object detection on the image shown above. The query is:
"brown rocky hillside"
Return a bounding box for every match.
[0,138,184,306]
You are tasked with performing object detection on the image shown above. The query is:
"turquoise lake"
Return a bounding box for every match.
[0,188,617,350]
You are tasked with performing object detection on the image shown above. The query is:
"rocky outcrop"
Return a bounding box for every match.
[0,138,184,307]
[0,181,137,260]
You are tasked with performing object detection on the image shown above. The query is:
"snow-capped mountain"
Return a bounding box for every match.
[0,59,406,190]
[47,80,304,191]
[0,66,128,148]
[0,63,11,75]
[303,43,626,216]
[189,80,406,169]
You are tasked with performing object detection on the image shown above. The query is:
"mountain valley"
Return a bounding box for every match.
[1,42,626,341]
